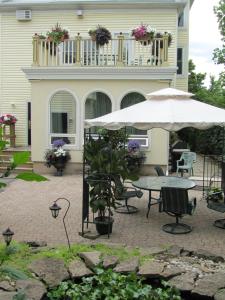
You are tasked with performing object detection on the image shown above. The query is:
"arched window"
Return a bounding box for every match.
[85,91,112,119]
[121,92,146,135]
[50,91,76,145]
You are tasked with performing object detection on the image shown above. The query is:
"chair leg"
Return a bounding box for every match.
[115,198,138,214]
[162,215,192,234]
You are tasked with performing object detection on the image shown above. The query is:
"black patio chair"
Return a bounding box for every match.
[154,166,165,176]
[112,175,143,214]
[160,187,196,234]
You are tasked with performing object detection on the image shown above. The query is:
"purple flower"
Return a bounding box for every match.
[128,140,140,151]
[53,139,66,148]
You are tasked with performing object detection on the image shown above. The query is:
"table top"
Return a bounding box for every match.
[132,176,196,191]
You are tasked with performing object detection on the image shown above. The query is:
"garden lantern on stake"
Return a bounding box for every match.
[49,197,71,249]
[2,228,14,246]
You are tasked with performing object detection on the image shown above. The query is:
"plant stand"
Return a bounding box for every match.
[3,124,16,147]
[52,158,66,176]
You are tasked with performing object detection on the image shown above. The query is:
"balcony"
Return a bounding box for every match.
[32,34,170,68]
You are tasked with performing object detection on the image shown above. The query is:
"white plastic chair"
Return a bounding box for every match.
[176,152,196,177]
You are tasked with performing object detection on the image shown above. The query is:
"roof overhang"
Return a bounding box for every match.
[0,0,188,11]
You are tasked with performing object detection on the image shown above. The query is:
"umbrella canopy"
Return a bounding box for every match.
[84,88,225,131]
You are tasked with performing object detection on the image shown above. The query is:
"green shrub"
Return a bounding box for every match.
[48,267,181,300]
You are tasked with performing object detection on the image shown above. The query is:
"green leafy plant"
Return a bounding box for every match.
[16,172,48,182]
[47,267,181,300]
[85,129,139,221]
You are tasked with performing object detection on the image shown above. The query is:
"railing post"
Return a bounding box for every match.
[32,34,40,66]
[75,33,82,66]
[117,33,124,67]
[161,33,169,66]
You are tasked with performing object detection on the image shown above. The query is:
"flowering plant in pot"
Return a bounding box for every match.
[126,140,146,173]
[0,114,17,126]
[131,24,156,45]
[88,25,112,46]
[45,139,71,176]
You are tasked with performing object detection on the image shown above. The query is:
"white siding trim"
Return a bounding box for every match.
[23,67,177,80]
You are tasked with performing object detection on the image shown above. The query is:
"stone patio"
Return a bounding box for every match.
[0,160,225,257]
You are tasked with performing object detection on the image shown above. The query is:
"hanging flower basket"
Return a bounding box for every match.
[0,114,17,126]
[88,25,112,46]
[131,24,155,45]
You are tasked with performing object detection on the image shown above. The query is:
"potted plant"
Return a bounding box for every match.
[85,129,138,235]
[88,25,112,46]
[45,139,71,176]
[36,23,69,55]
[126,140,146,173]
[131,24,156,45]
[206,187,224,204]
[0,114,17,126]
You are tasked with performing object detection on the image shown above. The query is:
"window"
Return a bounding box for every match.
[50,91,76,145]
[178,11,184,27]
[177,48,183,75]
[85,92,112,132]
[121,93,148,146]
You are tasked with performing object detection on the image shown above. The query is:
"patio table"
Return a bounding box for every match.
[132,176,196,218]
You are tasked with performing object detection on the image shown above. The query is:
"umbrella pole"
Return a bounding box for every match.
[166,130,170,175]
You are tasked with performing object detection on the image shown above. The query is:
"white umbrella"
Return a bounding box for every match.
[84,88,225,131]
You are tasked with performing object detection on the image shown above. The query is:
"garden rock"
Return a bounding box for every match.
[29,257,69,288]
[79,251,101,269]
[0,291,17,300]
[102,255,119,269]
[192,272,225,298]
[161,265,185,279]
[168,272,196,292]
[68,260,93,278]
[214,288,225,300]
[139,246,166,256]
[16,279,46,300]
[192,249,224,263]
[114,257,139,274]
[166,245,183,256]
[23,240,47,248]
[138,260,165,278]
[0,280,15,291]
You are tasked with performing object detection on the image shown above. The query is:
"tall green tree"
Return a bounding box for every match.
[213,0,225,65]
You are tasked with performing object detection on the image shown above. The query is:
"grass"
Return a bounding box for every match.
[0,241,155,280]
[16,172,48,182]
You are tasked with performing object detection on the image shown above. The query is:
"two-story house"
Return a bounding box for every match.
[0,0,194,173]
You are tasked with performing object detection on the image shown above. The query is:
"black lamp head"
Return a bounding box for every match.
[49,202,61,218]
[2,228,14,246]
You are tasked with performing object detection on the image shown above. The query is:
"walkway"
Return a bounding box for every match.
[1,173,225,257]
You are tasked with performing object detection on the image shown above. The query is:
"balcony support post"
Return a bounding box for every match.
[162,34,169,66]
[117,33,124,66]
[75,33,82,66]
[32,34,40,66]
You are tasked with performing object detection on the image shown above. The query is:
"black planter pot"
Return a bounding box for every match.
[52,157,67,176]
[94,216,114,235]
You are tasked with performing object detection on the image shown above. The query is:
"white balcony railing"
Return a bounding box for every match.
[32,34,169,67]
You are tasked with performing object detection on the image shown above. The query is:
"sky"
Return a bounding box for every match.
[189,0,224,87]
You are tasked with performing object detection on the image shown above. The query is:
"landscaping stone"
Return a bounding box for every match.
[168,272,196,292]
[79,251,101,269]
[192,249,225,263]
[166,245,183,256]
[138,260,165,278]
[161,265,185,279]
[0,291,17,300]
[0,281,15,291]
[102,255,119,269]
[139,246,166,256]
[214,288,225,300]
[114,257,139,274]
[23,240,47,248]
[192,272,225,298]
[68,260,93,278]
[16,279,46,300]
[29,257,69,288]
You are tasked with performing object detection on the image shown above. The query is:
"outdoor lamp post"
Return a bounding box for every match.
[2,228,14,246]
[49,197,71,249]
